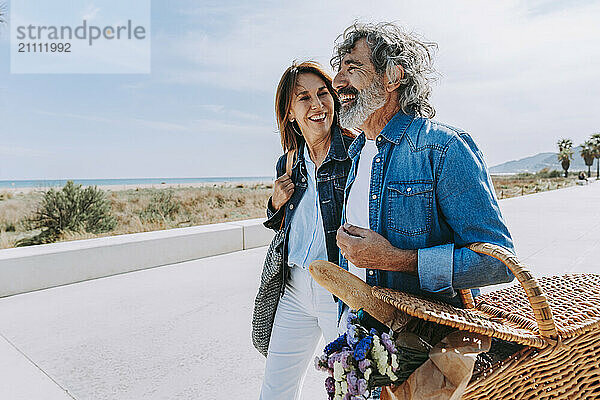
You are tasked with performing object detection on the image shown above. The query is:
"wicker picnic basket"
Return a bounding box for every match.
[372,242,600,400]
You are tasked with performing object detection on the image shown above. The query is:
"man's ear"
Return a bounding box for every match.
[384,65,404,93]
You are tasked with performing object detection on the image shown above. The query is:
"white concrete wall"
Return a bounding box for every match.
[0,219,274,298]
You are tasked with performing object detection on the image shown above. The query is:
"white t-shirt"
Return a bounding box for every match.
[345,138,379,282]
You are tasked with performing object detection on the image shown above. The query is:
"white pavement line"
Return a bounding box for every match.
[0,333,75,400]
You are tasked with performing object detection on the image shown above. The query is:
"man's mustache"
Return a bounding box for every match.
[336,87,359,97]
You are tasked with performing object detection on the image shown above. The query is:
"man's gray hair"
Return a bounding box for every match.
[331,22,438,119]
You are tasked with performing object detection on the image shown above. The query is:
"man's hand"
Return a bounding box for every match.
[271,174,294,210]
[336,223,417,274]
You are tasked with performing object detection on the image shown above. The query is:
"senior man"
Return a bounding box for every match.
[332,22,515,312]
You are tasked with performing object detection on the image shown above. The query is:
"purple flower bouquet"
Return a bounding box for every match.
[314,309,429,400]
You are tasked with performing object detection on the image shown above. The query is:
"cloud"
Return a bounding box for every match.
[33,108,272,136]
[196,104,225,113]
[195,104,266,122]
[154,0,600,163]
[0,145,48,157]
[81,5,101,21]
[5,0,600,178]
[35,110,115,123]
[131,118,190,132]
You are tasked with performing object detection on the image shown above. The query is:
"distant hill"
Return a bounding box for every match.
[490,146,591,173]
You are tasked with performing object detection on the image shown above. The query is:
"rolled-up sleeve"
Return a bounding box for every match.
[418,243,455,296]
[417,133,515,295]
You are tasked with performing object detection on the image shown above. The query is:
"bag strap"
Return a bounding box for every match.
[285,149,296,176]
[279,149,297,230]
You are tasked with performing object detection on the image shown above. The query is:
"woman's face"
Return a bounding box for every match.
[288,72,335,141]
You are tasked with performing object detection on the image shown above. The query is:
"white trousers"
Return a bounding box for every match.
[259,265,338,400]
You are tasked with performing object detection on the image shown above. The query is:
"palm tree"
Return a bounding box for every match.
[558,148,573,178]
[557,138,573,152]
[591,134,600,180]
[580,141,596,178]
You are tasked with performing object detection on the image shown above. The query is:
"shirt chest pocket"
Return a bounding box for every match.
[386,181,433,236]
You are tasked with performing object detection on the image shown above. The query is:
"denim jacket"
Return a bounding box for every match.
[264,126,354,294]
[341,111,515,308]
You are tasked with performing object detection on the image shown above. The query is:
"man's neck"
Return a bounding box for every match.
[360,97,401,140]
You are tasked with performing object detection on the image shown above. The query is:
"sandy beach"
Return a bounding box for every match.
[1,180,274,195]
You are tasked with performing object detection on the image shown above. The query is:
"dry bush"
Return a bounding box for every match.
[15,182,117,246]
[0,191,42,235]
[491,174,577,199]
[0,191,14,200]
[0,184,273,248]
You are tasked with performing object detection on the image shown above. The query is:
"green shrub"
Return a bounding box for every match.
[3,223,15,232]
[515,172,534,179]
[536,168,562,178]
[16,181,116,246]
[140,190,180,222]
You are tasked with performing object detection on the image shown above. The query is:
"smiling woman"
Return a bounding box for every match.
[257,61,355,400]
[275,61,341,156]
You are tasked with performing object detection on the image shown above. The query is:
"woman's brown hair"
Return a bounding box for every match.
[275,61,340,152]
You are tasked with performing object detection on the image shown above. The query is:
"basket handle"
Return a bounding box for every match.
[458,242,558,340]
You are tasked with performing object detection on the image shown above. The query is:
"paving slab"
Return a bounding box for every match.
[0,181,598,399]
[486,181,600,292]
[0,334,74,400]
[0,248,276,400]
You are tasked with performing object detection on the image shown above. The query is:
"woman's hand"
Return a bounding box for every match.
[271,174,295,210]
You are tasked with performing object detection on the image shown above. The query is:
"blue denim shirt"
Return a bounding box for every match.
[264,126,354,295]
[340,111,515,308]
[286,143,328,270]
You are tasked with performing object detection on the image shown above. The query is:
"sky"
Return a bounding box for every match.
[0,0,599,180]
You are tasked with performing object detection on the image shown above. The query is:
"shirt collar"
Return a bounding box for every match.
[294,125,349,168]
[303,143,314,167]
[346,111,415,159]
[326,125,350,163]
[378,111,415,145]
[347,132,366,159]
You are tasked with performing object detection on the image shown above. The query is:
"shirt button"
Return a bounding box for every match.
[368,270,374,276]
[407,187,412,192]
[371,194,377,200]
[289,204,294,210]
[375,158,381,163]
[377,137,382,142]
[301,177,306,182]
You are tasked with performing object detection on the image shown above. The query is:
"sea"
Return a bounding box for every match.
[0,177,275,190]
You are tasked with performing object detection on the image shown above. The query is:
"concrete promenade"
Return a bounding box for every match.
[0,182,599,399]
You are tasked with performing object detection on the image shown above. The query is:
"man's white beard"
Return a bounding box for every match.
[339,77,387,130]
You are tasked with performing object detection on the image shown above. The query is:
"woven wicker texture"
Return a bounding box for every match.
[372,242,600,398]
[373,287,548,348]
[463,329,600,399]
[373,242,574,348]
[475,273,600,339]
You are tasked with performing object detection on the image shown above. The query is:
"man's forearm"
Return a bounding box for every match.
[376,247,417,274]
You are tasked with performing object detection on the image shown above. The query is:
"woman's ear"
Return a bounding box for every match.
[385,65,404,93]
[288,111,295,122]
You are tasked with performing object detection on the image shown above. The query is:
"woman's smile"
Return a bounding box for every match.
[308,112,327,122]
[290,72,335,139]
